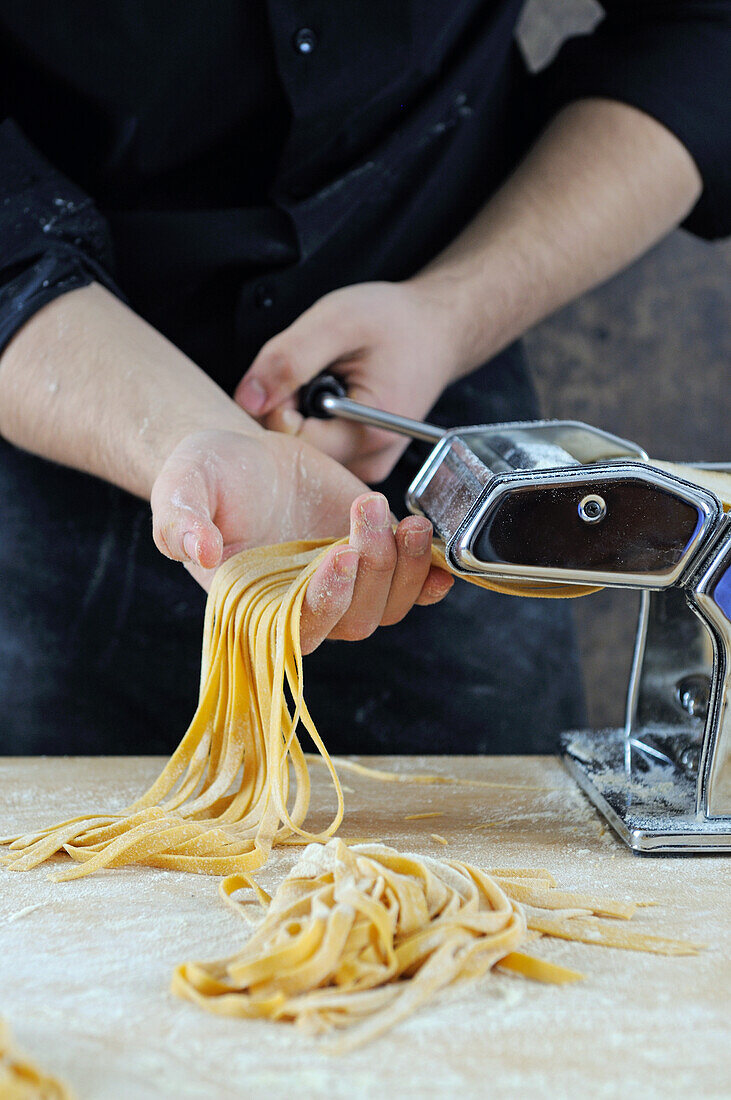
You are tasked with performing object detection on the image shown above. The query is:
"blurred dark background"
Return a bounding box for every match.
[518,0,730,727]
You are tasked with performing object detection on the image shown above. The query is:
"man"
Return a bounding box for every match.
[0,2,728,755]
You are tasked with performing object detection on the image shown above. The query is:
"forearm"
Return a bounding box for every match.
[411,98,703,376]
[0,282,261,499]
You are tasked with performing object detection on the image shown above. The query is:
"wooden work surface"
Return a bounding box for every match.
[1,755,728,1100]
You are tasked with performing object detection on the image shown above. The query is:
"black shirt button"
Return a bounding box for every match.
[293,27,317,55]
[254,284,275,309]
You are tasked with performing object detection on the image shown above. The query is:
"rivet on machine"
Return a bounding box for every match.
[300,375,731,853]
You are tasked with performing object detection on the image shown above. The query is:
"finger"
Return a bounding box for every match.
[184,559,215,593]
[299,546,359,655]
[327,493,397,641]
[379,517,435,626]
[262,401,305,436]
[348,440,411,485]
[293,377,399,472]
[150,463,223,570]
[296,415,388,470]
[262,372,401,479]
[416,565,454,605]
[235,297,355,416]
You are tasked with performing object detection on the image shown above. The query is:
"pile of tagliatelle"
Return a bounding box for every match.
[1,521,712,1052]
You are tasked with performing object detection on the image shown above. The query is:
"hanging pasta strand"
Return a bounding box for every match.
[0,527,606,884]
[0,540,347,881]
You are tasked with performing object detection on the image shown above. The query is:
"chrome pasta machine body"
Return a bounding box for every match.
[300,376,731,853]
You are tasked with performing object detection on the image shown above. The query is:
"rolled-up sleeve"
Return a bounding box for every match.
[0,119,123,357]
[532,1,731,240]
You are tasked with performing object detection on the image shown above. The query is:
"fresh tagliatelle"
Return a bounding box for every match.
[0,1018,74,1100]
[2,540,347,879]
[173,840,538,1053]
[0,539,597,883]
[172,838,700,1053]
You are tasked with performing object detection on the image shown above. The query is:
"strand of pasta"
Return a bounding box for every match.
[0,1018,74,1099]
[314,755,559,792]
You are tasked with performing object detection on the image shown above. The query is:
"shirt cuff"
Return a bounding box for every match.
[0,119,124,356]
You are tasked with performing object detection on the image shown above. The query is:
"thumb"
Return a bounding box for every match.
[150,460,224,569]
[235,295,353,417]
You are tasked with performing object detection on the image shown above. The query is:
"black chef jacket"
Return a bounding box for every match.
[0,2,729,756]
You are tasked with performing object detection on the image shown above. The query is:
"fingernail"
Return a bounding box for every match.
[280,407,303,434]
[183,532,198,562]
[238,377,267,414]
[359,495,390,531]
[404,523,431,555]
[333,548,358,579]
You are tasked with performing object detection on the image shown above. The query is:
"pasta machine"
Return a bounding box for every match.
[300,376,731,853]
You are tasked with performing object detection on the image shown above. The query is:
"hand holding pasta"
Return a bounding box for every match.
[150,428,453,652]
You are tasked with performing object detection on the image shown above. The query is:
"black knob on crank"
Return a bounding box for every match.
[297,374,347,419]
